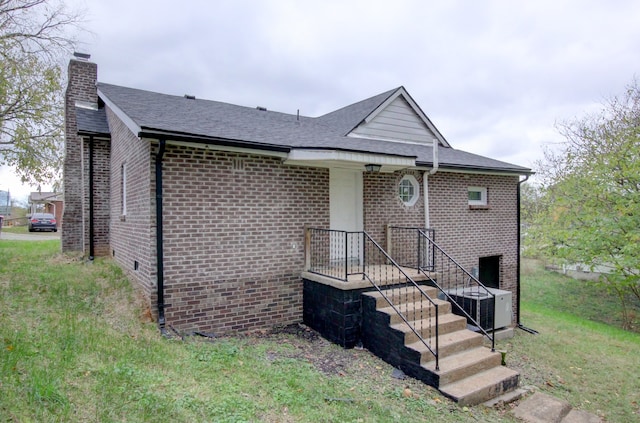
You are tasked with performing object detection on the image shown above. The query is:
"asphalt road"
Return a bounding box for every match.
[0,231,60,241]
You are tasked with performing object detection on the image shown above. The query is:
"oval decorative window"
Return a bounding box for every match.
[399,175,419,207]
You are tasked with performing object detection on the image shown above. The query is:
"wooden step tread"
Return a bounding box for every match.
[439,366,520,406]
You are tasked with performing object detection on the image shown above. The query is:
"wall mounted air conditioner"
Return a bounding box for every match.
[445,287,512,331]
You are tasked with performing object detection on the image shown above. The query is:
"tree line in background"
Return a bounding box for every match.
[523,80,640,329]
[0,0,82,186]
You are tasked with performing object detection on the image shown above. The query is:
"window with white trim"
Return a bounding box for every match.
[121,163,127,216]
[399,175,419,207]
[468,186,487,206]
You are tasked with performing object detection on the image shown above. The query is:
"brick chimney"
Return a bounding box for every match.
[62,53,98,252]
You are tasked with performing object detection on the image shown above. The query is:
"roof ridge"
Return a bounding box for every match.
[97,82,304,119]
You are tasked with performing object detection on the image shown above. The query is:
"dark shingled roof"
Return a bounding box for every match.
[76,107,110,136]
[316,88,398,135]
[96,83,531,174]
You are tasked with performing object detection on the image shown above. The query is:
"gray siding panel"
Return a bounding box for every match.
[350,96,436,144]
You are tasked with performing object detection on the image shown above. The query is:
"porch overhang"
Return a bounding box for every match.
[284,149,416,173]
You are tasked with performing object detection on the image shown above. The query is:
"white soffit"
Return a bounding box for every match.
[285,149,415,172]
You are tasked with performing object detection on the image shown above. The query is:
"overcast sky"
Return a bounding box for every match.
[2,0,640,201]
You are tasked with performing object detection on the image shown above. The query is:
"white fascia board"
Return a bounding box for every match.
[97,87,141,137]
[75,100,98,110]
[364,87,405,123]
[285,149,415,172]
[415,165,526,177]
[167,140,288,158]
[347,132,437,146]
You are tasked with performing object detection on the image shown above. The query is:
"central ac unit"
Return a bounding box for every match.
[445,287,512,330]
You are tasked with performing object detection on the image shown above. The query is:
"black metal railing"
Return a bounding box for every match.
[305,228,365,281]
[305,228,441,369]
[391,227,496,351]
[387,226,435,271]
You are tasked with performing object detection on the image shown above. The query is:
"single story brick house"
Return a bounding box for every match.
[63,53,532,340]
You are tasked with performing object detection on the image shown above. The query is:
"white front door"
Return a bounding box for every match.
[329,168,363,262]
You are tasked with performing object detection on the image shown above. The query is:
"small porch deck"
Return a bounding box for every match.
[303,264,434,290]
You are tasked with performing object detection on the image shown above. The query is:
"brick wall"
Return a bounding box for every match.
[363,170,425,243]
[428,172,520,319]
[160,146,329,334]
[63,59,98,252]
[364,169,519,321]
[81,137,111,256]
[44,201,63,226]
[107,109,155,311]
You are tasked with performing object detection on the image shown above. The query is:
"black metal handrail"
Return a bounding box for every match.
[387,226,436,271]
[361,231,440,370]
[305,228,440,369]
[410,228,496,351]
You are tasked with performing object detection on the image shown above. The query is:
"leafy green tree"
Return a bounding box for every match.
[0,0,81,185]
[531,80,640,328]
[520,181,543,225]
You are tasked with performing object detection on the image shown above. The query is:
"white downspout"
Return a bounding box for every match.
[424,172,430,229]
[431,139,439,175]
[424,140,439,229]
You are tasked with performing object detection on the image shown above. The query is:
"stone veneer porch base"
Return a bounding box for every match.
[301,270,430,348]
[302,272,375,348]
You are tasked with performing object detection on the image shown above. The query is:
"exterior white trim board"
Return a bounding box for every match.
[98,88,141,137]
[285,149,415,172]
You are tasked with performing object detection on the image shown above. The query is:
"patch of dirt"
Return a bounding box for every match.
[247,323,445,403]
[169,322,466,417]
[270,322,320,341]
[254,323,355,376]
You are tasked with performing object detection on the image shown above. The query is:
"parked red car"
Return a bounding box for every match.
[28,213,57,232]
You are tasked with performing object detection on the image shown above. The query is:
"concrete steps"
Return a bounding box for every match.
[440,366,520,406]
[378,298,452,324]
[361,286,519,406]
[406,326,484,362]
[370,286,440,307]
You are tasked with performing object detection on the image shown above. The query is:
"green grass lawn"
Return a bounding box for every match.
[502,258,640,422]
[0,225,28,234]
[521,258,640,331]
[1,241,638,422]
[0,240,509,422]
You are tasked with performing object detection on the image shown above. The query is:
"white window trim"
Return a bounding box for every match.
[468,186,487,206]
[121,163,127,216]
[399,174,420,207]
